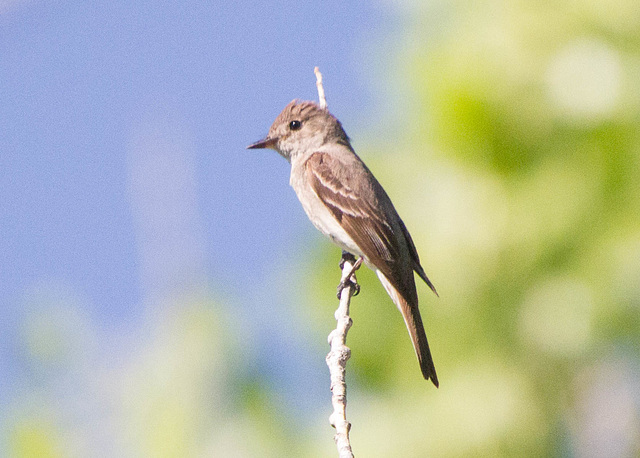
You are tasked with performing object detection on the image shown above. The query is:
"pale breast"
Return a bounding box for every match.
[289,157,364,258]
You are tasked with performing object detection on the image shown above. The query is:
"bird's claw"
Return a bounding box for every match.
[336,277,360,299]
[352,281,361,296]
[337,251,363,299]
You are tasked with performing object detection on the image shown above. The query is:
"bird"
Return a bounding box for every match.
[248,100,439,387]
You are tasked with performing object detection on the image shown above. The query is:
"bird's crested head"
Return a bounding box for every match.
[248,100,350,161]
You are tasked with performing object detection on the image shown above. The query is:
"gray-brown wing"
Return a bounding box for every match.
[398,218,438,296]
[305,151,403,283]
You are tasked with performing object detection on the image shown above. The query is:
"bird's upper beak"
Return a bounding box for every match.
[247,136,278,150]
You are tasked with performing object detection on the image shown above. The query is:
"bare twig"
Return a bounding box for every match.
[314,66,327,110]
[326,252,361,458]
[314,68,357,457]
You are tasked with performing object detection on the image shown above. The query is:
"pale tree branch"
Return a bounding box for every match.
[326,252,361,458]
[315,67,361,457]
[314,66,327,110]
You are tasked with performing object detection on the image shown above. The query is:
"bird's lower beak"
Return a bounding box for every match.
[247,136,278,150]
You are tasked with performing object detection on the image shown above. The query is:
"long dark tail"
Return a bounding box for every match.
[376,271,439,387]
[402,295,439,387]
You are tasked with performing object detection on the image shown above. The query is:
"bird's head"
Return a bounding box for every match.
[247,100,349,161]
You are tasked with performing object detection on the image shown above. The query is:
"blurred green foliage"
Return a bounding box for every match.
[304,1,640,456]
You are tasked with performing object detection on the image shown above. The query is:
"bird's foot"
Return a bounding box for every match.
[339,251,357,271]
[336,251,363,299]
[336,278,360,299]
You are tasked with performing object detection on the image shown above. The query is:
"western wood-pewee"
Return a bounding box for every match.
[248,100,439,387]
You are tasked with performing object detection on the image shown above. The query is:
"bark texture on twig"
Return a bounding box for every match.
[314,67,356,457]
[326,252,361,458]
[314,67,327,110]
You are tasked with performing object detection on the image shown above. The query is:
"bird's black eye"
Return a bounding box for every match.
[289,120,302,131]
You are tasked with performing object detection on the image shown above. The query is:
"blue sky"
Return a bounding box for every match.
[0,0,397,410]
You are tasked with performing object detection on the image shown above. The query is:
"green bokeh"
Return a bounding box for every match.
[301,1,640,455]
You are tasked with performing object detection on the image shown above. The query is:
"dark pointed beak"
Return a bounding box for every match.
[247,136,278,150]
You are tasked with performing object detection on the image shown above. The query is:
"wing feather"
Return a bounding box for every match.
[305,152,400,273]
[305,151,437,296]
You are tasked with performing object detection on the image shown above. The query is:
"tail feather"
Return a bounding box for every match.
[376,271,439,387]
[403,297,439,387]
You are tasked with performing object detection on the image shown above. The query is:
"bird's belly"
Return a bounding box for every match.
[294,184,364,258]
